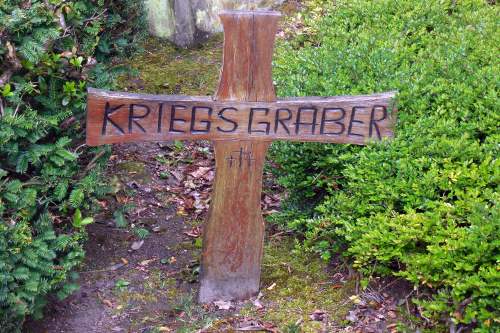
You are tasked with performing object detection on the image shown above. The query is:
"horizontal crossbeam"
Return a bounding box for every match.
[86,88,397,146]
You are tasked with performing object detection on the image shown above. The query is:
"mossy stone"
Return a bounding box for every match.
[115,161,152,185]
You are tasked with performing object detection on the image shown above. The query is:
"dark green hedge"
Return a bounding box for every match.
[0,0,144,329]
[271,0,499,331]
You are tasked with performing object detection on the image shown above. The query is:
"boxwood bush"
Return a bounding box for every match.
[271,0,499,331]
[0,0,144,330]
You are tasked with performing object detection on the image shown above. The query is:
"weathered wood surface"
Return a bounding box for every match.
[215,11,280,102]
[199,140,270,302]
[85,9,398,304]
[199,10,279,303]
[86,88,396,146]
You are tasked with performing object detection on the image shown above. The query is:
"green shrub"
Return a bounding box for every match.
[271,0,499,331]
[0,0,144,329]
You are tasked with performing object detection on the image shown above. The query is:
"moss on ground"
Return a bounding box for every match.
[118,36,223,95]
[113,270,177,311]
[115,160,152,185]
[112,269,187,331]
[241,238,355,332]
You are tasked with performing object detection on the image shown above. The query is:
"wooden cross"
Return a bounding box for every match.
[86,10,397,303]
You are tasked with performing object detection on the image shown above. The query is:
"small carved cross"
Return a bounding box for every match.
[86,10,397,303]
[226,148,255,168]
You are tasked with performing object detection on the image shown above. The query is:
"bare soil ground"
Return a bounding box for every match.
[23,135,409,332]
[24,142,202,333]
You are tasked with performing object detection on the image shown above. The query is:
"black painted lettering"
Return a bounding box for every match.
[102,103,125,135]
[369,105,387,139]
[295,107,318,135]
[157,103,164,133]
[128,104,150,133]
[347,106,366,137]
[320,108,345,135]
[217,107,238,133]
[274,108,292,135]
[169,105,187,133]
[190,106,213,133]
[248,108,270,134]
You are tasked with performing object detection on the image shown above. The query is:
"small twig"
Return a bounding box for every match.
[449,321,457,333]
[21,179,44,187]
[13,104,20,116]
[84,150,106,172]
[355,276,360,294]
[403,289,415,315]
[0,41,22,86]
[235,327,274,332]
[80,266,124,274]
[0,177,9,187]
[74,143,87,154]
[378,277,403,292]
[269,230,293,238]
[55,27,73,40]
[0,97,4,117]
[60,116,77,130]
[83,9,108,26]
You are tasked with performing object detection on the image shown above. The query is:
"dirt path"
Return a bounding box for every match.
[23,137,354,333]
[23,142,198,332]
[24,26,410,333]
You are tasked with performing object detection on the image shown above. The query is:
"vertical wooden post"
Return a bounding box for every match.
[199,10,281,302]
[86,9,397,304]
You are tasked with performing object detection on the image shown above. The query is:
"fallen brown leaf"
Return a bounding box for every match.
[189,166,211,178]
[184,226,201,238]
[139,258,156,266]
[102,299,113,308]
[310,309,327,321]
[214,300,233,310]
[157,327,171,332]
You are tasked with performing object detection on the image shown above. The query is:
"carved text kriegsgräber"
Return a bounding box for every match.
[86,88,397,146]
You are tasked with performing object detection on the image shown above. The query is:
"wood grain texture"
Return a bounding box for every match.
[199,140,269,302]
[199,11,280,302]
[86,88,397,146]
[215,11,280,102]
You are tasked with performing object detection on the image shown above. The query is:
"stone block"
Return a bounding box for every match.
[144,0,285,47]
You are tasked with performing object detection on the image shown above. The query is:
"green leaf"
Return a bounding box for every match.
[134,227,149,239]
[16,153,30,173]
[56,149,77,161]
[114,279,130,291]
[3,192,18,202]
[2,83,14,97]
[69,189,84,208]
[114,211,128,228]
[80,217,94,227]
[78,217,94,228]
[194,238,203,249]
[54,181,69,201]
[72,208,82,226]
[72,209,94,228]
[55,137,72,148]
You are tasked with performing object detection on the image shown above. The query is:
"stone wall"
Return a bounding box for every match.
[144,0,285,47]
